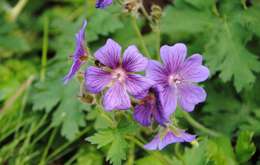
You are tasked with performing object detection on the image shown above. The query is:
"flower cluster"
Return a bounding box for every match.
[64,2,209,150]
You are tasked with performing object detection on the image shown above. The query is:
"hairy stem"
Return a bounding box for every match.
[131,16,151,57]
[40,16,49,82]
[181,111,222,137]
[7,0,29,22]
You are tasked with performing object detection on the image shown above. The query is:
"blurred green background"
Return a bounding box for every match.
[0,0,260,164]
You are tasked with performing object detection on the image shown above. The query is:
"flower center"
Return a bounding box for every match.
[112,68,127,82]
[168,74,182,86]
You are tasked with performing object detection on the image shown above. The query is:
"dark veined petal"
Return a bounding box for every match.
[95,39,121,69]
[144,130,196,150]
[161,86,177,117]
[146,60,168,86]
[122,45,148,72]
[103,82,131,111]
[125,74,154,97]
[177,83,207,112]
[158,132,184,150]
[64,20,87,84]
[74,20,87,59]
[151,86,169,126]
[144,134,161,150]
[160,43,187,73]
[180,54,210,83]
[85,66,112,94]
[96,0,113,8]
[134,104,153,126]
[63,60,82,84]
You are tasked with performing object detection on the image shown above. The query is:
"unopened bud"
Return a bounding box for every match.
[151,5,162,23]
[191,140,199,147]
[123,0,141,13]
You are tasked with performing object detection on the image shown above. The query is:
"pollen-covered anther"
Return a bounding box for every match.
[112,68,127,82]
[168,74,182,86]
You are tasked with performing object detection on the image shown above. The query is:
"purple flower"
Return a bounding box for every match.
[144,129,196,150]
[96,0,113,8]
[133,86,168,126]
[146,43,210,117]
[64,20,88,84]
[85,39,153,111]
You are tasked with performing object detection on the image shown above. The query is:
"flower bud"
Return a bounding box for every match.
[151,4,162,24]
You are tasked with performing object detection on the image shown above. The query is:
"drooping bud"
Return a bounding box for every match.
[123,0,141,14]
[150,4,162,24]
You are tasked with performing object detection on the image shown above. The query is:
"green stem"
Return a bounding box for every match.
[140,1,152,22]
[181,111,221,137]
[154,25,161,58]
[7,0,29,22]
[47,127,91,162]
[131,16,151,58]
[40,16,49,82]
[65,152,78,165]
[98,106,117,128]
[31,123,52,145]
[126,142,135,165]
[39,127,58,165]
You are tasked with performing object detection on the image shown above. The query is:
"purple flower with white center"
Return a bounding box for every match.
[134,86,168,127]
[146,43,210,117]
[96,0,113,8]
[64,20,88,84]
[144,128,196,150]
[85,39,153,111]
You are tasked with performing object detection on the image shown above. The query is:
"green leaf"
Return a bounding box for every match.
[51,80,86,140]
[86,6,124,42]
[106,133,128,165]
[87,129,114,149]
[87,129,128,165]
[204,20,260,92]
[161,3,216,38]
[31,81,61,112]
[241,4,260,36]
[32,75,86,140]
[167,139,209,165]
[207,136,237,165]
[76,145,103,165]
[135,156,165,165]
[235,130,256,163]
[184,0,215,9]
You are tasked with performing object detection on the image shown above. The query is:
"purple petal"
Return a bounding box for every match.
[85,66,112,94]
[103,82,131,111]
[180,54,210,83]
[122,45,148,72]
[179,131,196,142]
[146,60,168,86]
[144,134,160,150]
[144,130,196,150]
[125,74,154,97]
[95,39,121,69]
[158,132,183,150]
[161,86,177,117]
[63,60,82,84]
[177,83,206,112]
[134,104,153,126]
[96,0,113,8]
[151,87,169,125]
[64,20,87,84]
[160,43,187,73]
